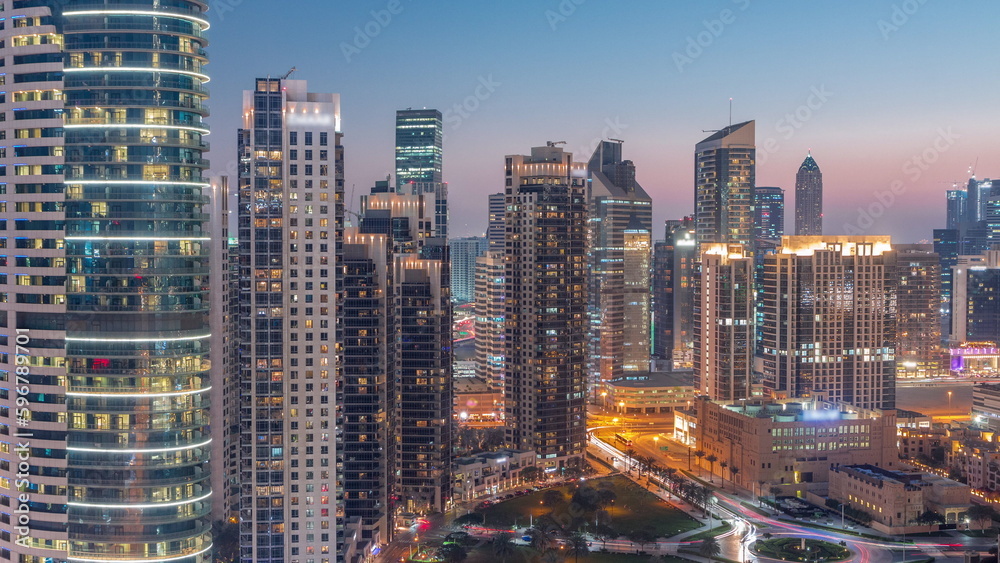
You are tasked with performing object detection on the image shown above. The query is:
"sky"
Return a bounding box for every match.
[205,0,1000,243]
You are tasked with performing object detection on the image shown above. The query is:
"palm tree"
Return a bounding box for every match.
[694,450,706,471]
[624,448,637,473]
[706,454,718,482]
[699,537,722,561]
[526,526,551,552]
[492,532,517,563]
[757,480,767,504]
[719,460,728,486]
[769,485,782,501]
[729,466,739,492]
[566,532,590,563]
[438,543,469,563]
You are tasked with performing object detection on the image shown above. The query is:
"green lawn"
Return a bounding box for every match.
[753,538,851,562]
[478,475,700,538]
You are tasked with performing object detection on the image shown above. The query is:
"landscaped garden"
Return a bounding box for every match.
[752,538,851,562]
[475,475,701,538]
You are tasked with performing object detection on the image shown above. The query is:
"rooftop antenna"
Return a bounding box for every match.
[729,97,733,129]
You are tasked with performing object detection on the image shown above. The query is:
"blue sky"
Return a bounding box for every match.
[205,0,999,242]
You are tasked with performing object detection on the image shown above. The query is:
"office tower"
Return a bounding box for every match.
[794,152,823,236]
[967,177,993,225]
[947,188,968,230]
[395,109,447,237]
[487,192,506,249]
[238,78,344,562]
[951,250,1000,345]
[210,177,241,523]
[754,186,785,241]
[695,121,756,248]
[0,2,213,562]
[449,236,487,303]
[886,245,944,378]
[587,140,653,384]
[652,219,698,365]
[474,251,506,389]
[986,195,1000,244]
[760,236,896,410]
[695,244,755,401]
[504,144,588,472]
[934,228,961,344]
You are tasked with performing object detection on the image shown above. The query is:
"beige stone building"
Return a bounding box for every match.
[675,397,898,497]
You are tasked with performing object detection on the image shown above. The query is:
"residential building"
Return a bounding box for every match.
[675,397,899,497]
[454,376,503,426]
[695,244,755,401]
[759,236,897,410]
[503,143,588,473]
[947,188,968,231]
[951,250,1000,345]
[695,121,756,248]
[587,140,653,385]
[395,108,446,237]
[487,192,506,250]
[887,245,945,378]
[449,236,487,303]
[829,465,972,532]
[238,77,345,561]
[0,2,213,562]
[934,228,961,343]
[754,186,785,242]
[973,383,1000,432]
[453,449,537,502]
[652,219,697,365]
[794,152,823,236]
[474,251,505,390]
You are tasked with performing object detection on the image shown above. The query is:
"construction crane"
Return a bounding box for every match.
[609,138,624,144]
[281,67,297,80]
[546,140,567,147]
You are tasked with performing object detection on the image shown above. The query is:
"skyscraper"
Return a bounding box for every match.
[237,78,345,562]
[487,192,506,250]
[754,186,785,241]
[951,250,1000,345]
[0,2,213,562]
[695,120,756,248]
[504,144,588,472]
[449,236,487,303]
[760,236,896,410]
[794,152,823,236]
[651,219,697,366]
[886,245,944,378]
[695,244,755,401]
[587,140,653,385]
[395,108,447,237]
[474,251,506,390]
[946,188,968,230]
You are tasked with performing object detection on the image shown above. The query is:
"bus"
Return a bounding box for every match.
[614,433,633,447]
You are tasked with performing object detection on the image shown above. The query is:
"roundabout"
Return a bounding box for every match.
[752,537,852,563]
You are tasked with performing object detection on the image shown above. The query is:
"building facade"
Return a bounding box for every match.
[395,108,446,238]
[487,192,505,250]
[794,152,823,236]
[604,372,697,414]
[237,78,345,562]
[754,186,785,242]
[474,251,505,390]
[886,245,945,378]
[951,250,1000,345]
[652,219,697,366]
[695,121,756,249]
[453,449,536,502]
[503,144,588,472]
[759,236,896,410]
[449,236,486,303]
[695,244,755,401]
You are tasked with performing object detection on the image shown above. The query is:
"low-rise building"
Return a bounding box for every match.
[898,426,948,466]
[454,376,503,426]
[829,464,973,533]
[452,449,536,501]
[605,371,697,414]
[676,396,899,497]
[973,383,1000,432]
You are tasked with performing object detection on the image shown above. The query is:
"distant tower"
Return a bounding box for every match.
[487,192,506,250]
[754,186,785,241]
[794,152,823,235]
[695,121,756,248]
[395,108,447,237]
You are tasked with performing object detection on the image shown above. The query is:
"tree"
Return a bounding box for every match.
[968,504,996,529]
[699,537,722,560]
[914,510,945,526]
[566,532,590,562]
[453,513,484,527]
[438,543,468,563]
[526,527,551,552]
[628,527,657,554]
[624,448,637,473]
[769,485,782,500]
[492,532,517,563]
[729,466,740,491]
[762,532,773,540]
[543,489,565,508]
[596,488,617,509]
[706,454,718,482]
[719,460,729,486]
[521,465,543,484]
[694,450,706,470]
[592,524,617,551]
